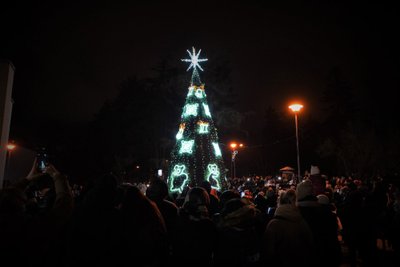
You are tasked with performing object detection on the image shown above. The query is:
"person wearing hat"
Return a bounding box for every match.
[171,187,217,267]
[296,180,342,266]
[309,165,326,196]
[215,198,261,267]
[262,189,316,266]
[317,194,344,243]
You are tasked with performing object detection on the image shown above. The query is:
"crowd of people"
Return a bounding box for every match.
[0,159,399,267]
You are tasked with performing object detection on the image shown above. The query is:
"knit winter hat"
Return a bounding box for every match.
[317,194,330,205]
[296,179,314,201]
[310,165,320,175]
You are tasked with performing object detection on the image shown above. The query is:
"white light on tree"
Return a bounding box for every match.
[202,103,211,117]
[179,140,194,154]
[181,47,208,72]
[197,121,209,134]
[169,46,227,194]
[212,142,222,157]
[176,123,185,140]
[184,103,199,117]
[169,164,189,193]
[187,86,195,96]
[195,88,204,98]
[206,164,221,190]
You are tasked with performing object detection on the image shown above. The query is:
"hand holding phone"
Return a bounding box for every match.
[26,157,44,181]
[36,148,49,173]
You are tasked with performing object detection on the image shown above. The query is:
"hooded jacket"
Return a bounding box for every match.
[262,204,317,266]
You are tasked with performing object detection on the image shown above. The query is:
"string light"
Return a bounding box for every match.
[212,142,222,157]
[183,103,199,117]
[176,123,185,140]
[206,164,221,190]
[197,120,209,134]
[181,47,208,72]
[187,86,194,96]
[169,164,189,193]
[202,103,211,117]
[168,47,227,194]
[195,88,205,98]
[179,140,194,154]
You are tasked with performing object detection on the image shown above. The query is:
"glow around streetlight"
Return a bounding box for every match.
[230,142,244,150]
[289,104,304,113]
[6,143,16,150]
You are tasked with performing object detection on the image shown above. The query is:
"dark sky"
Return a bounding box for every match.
[1,2,399,136]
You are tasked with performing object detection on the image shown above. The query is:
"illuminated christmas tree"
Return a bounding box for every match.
[168,47,227,194]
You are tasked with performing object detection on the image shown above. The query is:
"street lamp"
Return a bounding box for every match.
[6,143,16,151]
[288,104,303,182]
[5,142,16,183]
[229,142,244,179]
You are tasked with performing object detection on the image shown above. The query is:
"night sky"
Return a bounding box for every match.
[1,2,399,176]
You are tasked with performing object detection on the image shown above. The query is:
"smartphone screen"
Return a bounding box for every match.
[37,159,47,173]
[36,148,48,173]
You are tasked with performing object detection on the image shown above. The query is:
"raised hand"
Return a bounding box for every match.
[26,157,44,181]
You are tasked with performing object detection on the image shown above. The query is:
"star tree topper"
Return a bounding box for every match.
[181,47,208,72]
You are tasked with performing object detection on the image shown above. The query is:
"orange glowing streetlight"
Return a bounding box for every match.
[229,142,244,179]
[289,103,303,182]
[288,104,303,113]
[229,142,244,150]
[5,142,16,182]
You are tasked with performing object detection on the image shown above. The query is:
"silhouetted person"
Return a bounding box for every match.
[214,198,261,267]
[171,187,217,267]
[340,184,378,267]
[0,159,73,267]
[296,179,342,267]
[118,184,169,267]
[146,178,179,237]
[200,180,220,217]
[262,189,316,266]
[67,173,123,266]
[218,189,241,212]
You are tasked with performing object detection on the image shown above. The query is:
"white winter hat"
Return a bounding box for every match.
[310,165,320,175]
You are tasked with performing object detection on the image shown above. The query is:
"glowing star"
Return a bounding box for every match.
[176,123,185,140]
[206,164,221,190]
[169,164,189,193]
[179,140,194,154]
[197,121,209,134]
[202,103,211,117]
[184,103,199,117]
[181,47,208,72]
[212,142,222,157]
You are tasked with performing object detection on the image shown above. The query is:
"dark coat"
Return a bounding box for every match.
[297,199,342,267]
[262,204,316,267]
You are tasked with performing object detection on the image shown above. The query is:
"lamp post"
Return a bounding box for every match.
[288,104,303,183]
[5,143,16,183]
[230,142,243,180]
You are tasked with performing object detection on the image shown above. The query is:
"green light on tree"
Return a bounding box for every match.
[169,164,189,193]
[179,140,194,154]
[206,164,221,190]
[168,47,227,195]
[183,103,199,117]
